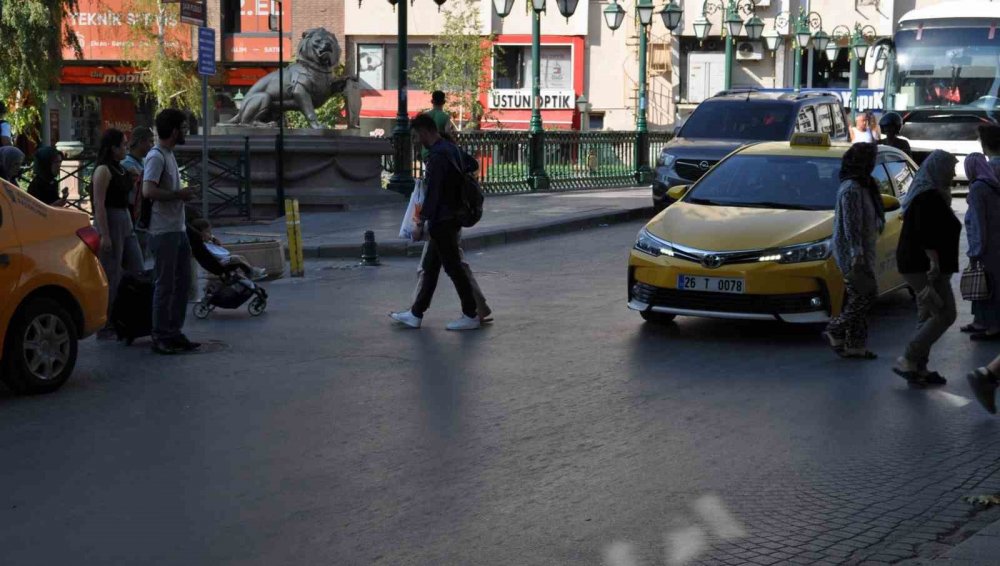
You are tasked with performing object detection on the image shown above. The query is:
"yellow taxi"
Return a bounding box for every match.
[628,133,916,324]
[0,179,107,393]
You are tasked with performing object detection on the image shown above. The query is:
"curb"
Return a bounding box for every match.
[301,205,655,259]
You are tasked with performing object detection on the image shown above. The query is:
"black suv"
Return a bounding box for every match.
[653,90,850,210]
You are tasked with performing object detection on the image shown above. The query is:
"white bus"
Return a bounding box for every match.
[871,1,1000,181]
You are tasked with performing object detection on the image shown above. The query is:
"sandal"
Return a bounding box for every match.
[838,349,878,360]
[971,331,1000,342]
[893,367,926,387]
[961,323,987,333]
[822,331,845,353]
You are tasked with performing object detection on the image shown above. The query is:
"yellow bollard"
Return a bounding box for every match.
[284,198,305,277]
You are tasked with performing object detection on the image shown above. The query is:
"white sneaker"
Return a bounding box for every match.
[446,315,481,331]
[390,311,422,329]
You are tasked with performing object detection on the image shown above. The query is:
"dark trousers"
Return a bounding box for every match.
[149,231,192,342]
[411,221,478,318]
[826,270,877,350]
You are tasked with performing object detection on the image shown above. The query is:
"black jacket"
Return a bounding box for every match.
[420,139,477,224]
[896,190,961,274]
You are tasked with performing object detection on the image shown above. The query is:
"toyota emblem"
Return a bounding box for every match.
[701,254,724,269]
[698,161,711,170]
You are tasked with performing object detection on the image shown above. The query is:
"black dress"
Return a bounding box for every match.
[27,177,59,205]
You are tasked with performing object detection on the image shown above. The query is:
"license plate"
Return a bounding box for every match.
[677,275,745,294]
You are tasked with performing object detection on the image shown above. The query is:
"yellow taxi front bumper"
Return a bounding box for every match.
[628,250,846,323]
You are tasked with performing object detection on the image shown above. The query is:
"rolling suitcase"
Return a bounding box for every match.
[112,271,154,345]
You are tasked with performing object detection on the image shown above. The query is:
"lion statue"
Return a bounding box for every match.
[227,27,361,129]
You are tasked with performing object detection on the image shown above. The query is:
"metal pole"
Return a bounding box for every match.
[850,45,859,122]
[201,8,210,222]
[527,10,550,191]
[276,1,286,216]
[386,0,415,196]
[723,3,734,90]
[793,46,801,92]
[635,22,651,185]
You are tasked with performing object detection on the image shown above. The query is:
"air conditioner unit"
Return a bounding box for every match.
[736,41,763,61]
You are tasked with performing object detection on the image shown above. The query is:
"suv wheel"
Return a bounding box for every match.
[1,298,79,394]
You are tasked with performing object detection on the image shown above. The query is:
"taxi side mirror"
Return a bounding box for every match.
[881,194,901,212]
[667,185,690,201]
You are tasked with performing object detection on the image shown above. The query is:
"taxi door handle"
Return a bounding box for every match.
[0,254,9,267]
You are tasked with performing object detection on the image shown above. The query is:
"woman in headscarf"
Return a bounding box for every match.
[964,153,1000,341]
[892,150,960,385]
[0,146,24,186]
[26,146,68,206]
[824,142,885,359]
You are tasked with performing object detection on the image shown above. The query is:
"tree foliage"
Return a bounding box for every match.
[123,0,203,116]
[0,1,80,140]
[409,0,493,130]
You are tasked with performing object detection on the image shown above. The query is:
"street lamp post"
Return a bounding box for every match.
[386,0,416,196]
[604,0,682,185]
[791,10,827,93]
[494,0,580,191]
[692,0,763,91]
[276,1,285,215]
[849,25,877,121]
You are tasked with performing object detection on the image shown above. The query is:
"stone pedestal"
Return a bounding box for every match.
[176,127,399,213]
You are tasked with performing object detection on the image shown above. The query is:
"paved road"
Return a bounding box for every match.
[1,221,999,566]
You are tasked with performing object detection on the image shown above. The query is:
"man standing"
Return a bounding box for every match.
[877,113,911,157]
[390,114,480,331]
[142,109,199,354]
[421,91,458,161]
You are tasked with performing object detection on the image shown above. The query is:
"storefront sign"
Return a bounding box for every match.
[180,0,205,26]
[60,66,151,86]
[489,90,576,110]
[64,0,192,61]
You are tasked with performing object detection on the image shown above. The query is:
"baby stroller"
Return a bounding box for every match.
[188,226,268,319]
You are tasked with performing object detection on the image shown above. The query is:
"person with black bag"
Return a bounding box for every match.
[963,153,1000,341]
[389,113,481,331]
[823,143,884,360]
[892,150,960,386]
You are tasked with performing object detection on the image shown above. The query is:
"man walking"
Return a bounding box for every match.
[142,109,199,354]
[421,91,458,161]
[390,113,481,331]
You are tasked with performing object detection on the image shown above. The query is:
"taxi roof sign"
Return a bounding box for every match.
[790,133,831,147]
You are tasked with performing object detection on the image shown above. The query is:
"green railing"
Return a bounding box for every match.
[385,130,674,194]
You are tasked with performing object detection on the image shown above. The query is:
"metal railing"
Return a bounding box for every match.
[383,130,674,194]
[177,137,253,219]
[58,155,97,216]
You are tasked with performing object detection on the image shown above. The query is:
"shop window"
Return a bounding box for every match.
[588,113,605,130]
[492,45,572,90]
[357,43,433,90]
[70,95,101,150]
[222,0,241,33]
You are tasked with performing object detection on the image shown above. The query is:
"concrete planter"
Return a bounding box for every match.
[224,239,285,279]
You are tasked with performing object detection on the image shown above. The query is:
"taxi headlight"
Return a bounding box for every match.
[759,239,832,264]
[657,153,677,170]
[635,228,675,257]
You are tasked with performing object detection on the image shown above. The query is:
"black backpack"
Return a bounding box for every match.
[444,150,484,228]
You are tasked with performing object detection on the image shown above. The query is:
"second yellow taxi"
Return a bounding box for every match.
[628,133,916,324]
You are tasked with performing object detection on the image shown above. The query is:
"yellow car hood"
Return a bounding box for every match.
[647,202,834,251]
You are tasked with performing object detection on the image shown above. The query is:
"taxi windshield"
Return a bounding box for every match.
[679,102,794,140]
[685,155,843,210]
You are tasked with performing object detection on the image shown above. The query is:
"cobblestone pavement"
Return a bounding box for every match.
[1,219,999,565]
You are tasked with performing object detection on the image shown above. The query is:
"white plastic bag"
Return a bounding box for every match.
[398,179,426,240]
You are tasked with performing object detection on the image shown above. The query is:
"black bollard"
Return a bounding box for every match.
[360,230,380,266]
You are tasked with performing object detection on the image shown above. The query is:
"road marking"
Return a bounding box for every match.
[665,526,707,566]
[693,494,746,540]
[931,390,973,408]
[604,541,639,566]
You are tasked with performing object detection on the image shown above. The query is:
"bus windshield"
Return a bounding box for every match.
[891,27,1000,111]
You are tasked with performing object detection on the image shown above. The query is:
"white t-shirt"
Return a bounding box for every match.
[851,127,875,144]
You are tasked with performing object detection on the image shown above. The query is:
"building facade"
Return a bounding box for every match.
[46,0,951,147]
[47,0,347,147]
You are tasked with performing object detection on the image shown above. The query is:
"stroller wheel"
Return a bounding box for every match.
[193,302,212,320]
[248,297,267,317]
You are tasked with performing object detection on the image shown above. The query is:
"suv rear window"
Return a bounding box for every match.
[680,101,794,141]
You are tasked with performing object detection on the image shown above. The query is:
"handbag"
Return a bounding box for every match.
[961,261,990,302]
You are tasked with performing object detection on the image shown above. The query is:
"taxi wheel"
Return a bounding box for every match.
[1,298,78,395]
[640,310,677,324]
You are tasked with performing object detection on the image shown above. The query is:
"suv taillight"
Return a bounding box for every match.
[76,226,101,255]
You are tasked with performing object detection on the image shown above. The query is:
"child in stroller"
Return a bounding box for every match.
[187,219,268,319]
